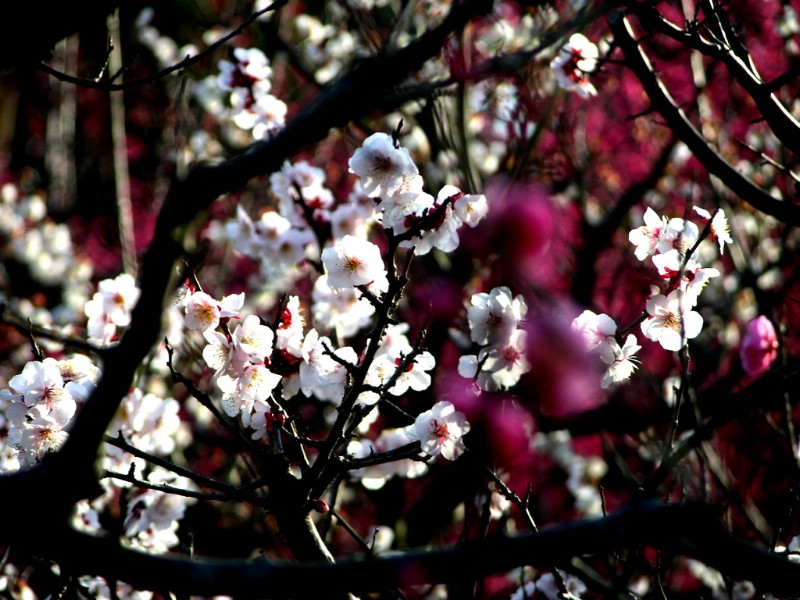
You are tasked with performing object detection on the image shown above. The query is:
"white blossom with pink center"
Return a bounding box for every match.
[467,286,527,346]
[348,132,418,198]
[693,206,733,255]
[628,207,668,261]
[388,351,435,396]
[550,33,599,98]
[651,249,720,306]
[184,291,244,332]
[409,401,470,461]
[641,290,703,352]
[321,235,388,293]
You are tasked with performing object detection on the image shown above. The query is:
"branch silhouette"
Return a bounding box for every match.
[610,9,800,226]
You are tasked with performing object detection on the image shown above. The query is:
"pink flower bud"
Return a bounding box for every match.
[741,316,779,378]
[308,499,329,514]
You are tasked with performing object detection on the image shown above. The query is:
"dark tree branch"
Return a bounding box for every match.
[24,500,800,599]
[609,10,800,226]
[628,2,800,158]
[37,1,289,91]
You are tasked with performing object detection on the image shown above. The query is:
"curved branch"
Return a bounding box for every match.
[628,2,800,157]
[609,10,800,227]
[31,500,800,599]
[37,1,289,91]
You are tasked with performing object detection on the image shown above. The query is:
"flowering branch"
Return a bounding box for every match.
[0,0,496,569]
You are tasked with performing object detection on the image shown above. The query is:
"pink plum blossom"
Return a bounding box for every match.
[740,316,779,378]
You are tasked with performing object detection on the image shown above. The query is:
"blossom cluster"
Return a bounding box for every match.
[195,47,287,141]
[349,133,488,255]
[569,205,731,388]
[0,264,198,574]
[0,356,99,470]
[631,206,730,351]
[173,131,492,480]
[458,286,530,391]
[84,273,141,346]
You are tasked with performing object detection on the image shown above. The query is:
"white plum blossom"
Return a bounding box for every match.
[379,174,431,233]
[374,322,414,360]
[571,309,618,351]
[347,426,428,490]
[85,273,141,344]
[114,389,182,456]
[224,204,314,269]
[599,334,640,389]
[476,329,531,391]
[312,274,376,338]
[50,355,101,402]
[221,364,283,427]
[183,291,244,332]
[330,201,375,241]
[124,469,195,554]
[347,426,428,489]
[9,359,76,408]
[651,249,720,306]
[276,295,305,355]
[629,207,668,261]
[409,401,470,460]
[218,47,272,92]
[453,190,489,226]
[641,290,704,351]
[693,206,733,254]
[231,315,275,363]
[202,329,249,380]
[387,351,436,396]
[321,235,388,292]
[270,160,335,226]
[572,311,640,388]
[467,286,527,346]
[215,47,287,138]
[299,329,358,402]
[657,217,700,256]
[348,132,418,198]
[550,33,599,98]
[9,400,75,467]
[184,291,222,331]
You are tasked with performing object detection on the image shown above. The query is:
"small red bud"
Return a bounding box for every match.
[309,499,329,514]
